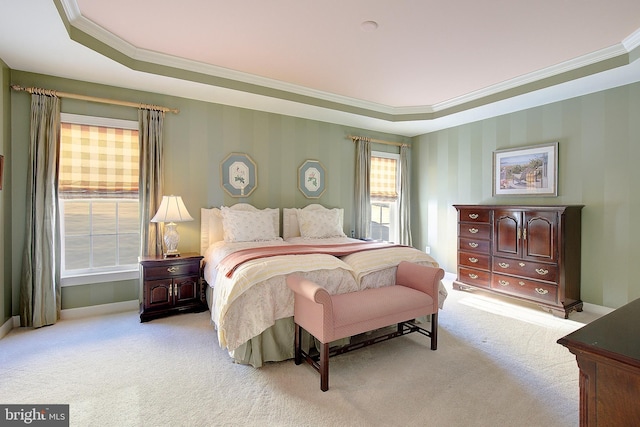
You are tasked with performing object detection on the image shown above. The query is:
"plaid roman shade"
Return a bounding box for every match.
[370,156,397,201]
[59,122,139,199]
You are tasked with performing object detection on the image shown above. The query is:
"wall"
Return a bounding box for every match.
[9,71,409,313]
[0,60,8,324]
[412,81,640,309]
[9,70,639,313]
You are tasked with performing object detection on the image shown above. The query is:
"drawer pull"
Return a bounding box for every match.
[498,262,509,268]
[167,266,179,273]
[468,213,479,219]
[468,242,479,248]
[468,273,478,279]
[469,228,479,234]
[469,257,478,263]
[498,280,510,286]
[535,288,549,295]
[535,268,549,275]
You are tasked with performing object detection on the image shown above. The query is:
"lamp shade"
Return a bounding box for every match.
[151,195,194,223]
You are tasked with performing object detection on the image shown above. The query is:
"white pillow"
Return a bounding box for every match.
[297,208,346,239]
[221,207,279,242]
[201,207,224,253]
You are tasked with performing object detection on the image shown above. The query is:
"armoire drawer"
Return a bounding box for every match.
[457,267,491,288]
[458,208,491,224]
[459,237,491,254]
[458,223,491,240]
[492,256,558,284]
[459,251,490,270]
[491,273,558,305]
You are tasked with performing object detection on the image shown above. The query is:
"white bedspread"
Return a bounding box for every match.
[341,246,448,308]
[205,239,448,352]
[208,242,358,350]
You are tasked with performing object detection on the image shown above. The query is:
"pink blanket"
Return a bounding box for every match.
[218,242,402,278]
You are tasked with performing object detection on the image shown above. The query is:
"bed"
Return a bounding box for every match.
[201,203,447,367]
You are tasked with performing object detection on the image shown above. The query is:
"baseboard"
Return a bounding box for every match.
[443,271,457,281]
[1,302,138,339]
[582,302,614,316]
[60,300,139,320]
[0,316,18,340]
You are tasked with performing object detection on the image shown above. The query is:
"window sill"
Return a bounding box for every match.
[61,269,138,287]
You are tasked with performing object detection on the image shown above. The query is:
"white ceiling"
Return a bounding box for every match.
[2,0,640,136]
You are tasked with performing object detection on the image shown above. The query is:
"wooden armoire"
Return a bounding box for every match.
[453,205,583,318]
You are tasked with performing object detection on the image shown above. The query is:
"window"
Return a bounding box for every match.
[370,151,400,243]
[59,114,140,285]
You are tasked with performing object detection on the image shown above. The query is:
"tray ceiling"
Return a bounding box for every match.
[1,0,639,136]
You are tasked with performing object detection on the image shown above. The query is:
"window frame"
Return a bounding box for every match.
[370,151,400,243]
[59,113,140,286]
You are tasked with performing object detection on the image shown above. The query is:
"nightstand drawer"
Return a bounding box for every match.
[143,262,200,280]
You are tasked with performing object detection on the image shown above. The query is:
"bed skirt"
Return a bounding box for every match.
[207,284,353,367]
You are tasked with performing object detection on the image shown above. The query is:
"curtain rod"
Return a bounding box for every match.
[10,84,179,114]
[348,135,409,148]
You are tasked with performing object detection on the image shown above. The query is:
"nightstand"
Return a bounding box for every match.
[139,252,207,322]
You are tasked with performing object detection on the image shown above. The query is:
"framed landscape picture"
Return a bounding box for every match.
[493,142,558,196]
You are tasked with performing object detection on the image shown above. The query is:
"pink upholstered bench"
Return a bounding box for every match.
[286,261,445,391]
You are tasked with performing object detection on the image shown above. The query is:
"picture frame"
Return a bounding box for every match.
[493,142,558,196]
[0,155,3,190]
[220,152,257,197]
[298,159,326,199]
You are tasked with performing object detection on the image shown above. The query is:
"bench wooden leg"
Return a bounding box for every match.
[320,341,329,392]
[294,323,302,365]
[430,313,438,350]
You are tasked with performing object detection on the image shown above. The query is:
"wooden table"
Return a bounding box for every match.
[557,298,640,426]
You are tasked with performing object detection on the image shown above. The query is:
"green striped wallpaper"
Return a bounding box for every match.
[8,70,640,311]
[8,71,408,310]
[412,82,640,308]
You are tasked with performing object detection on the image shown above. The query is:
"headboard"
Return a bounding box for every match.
[200,203,280,254]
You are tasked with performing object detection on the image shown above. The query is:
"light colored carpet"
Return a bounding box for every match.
[0,276,601,427]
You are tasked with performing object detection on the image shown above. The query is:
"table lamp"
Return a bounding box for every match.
[151,195,194,257]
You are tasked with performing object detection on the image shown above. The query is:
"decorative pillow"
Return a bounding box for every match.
[221,207,279,242]
[282,208,300,240]
[297,208,346,239]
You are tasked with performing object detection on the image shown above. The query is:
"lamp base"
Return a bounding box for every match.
[162,222,181,258]
[163,251,180,258]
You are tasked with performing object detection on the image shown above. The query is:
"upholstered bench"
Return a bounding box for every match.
[286,261,445,391]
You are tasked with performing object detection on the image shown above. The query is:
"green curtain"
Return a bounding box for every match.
[354,138,371,239]
[399,145,412,246]
[20,93,61,328]
[138,108,164,257]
